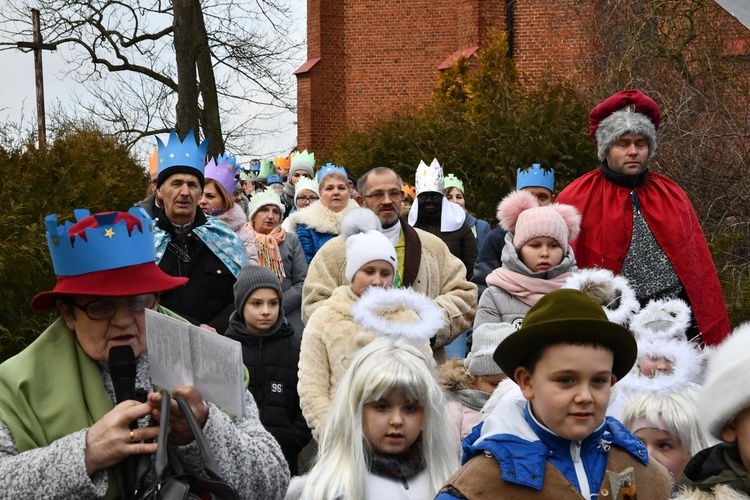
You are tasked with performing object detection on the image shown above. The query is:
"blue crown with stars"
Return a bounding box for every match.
[45,207,156,277]
[217,152,238,169]
[155,129,209,184]
[516,163,555,192]
[316,163,348,183]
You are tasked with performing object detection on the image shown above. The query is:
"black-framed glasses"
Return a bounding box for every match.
[296,195,319,203]
[71,294,158,320]
[363,189,404,203]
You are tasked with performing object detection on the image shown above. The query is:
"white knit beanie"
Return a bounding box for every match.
[465,323,515,376]
[341,208,397,282]
[699,322,750,440]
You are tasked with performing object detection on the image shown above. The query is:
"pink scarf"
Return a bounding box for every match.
[485,267,571,307]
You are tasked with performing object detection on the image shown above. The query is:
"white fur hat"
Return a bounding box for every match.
[350,286,445,345]
[563,268,639,326]
[629,298,692,342]
[699,323,750,440]
[464,323,515,376]
[341,208,397,282]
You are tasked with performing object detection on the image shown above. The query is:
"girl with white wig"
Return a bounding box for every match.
[621,390,716,495]
[286,339,459,499]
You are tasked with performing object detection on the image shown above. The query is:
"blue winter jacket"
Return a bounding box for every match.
[436,396,648,499]
[466,214,492,251]
[296,222,336,264]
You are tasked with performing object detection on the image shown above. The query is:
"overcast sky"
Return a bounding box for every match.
[0,1,306,164]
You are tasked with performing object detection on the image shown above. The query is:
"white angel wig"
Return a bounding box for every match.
[620,390,715,457]
[301,339,458,499]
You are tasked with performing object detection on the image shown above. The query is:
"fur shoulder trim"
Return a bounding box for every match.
[340,207,382,240]
[218,204,248,232]
[437,359,473,393]
[564,268,639,326]
[497,190,538,233]
[350,287,445,344]
[676,484,750,500]
[293,198,359,234]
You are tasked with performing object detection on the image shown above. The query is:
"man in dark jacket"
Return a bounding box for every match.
[152,129,248,333]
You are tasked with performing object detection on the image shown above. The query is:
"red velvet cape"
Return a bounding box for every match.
[556,169,730,345]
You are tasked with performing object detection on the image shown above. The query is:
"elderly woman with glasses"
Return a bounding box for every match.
[0,208,289,498]
[245,189,308,336]
[283,164,359,264]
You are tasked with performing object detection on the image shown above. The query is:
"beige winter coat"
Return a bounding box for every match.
[297,285,433,435]
[301,221,477,361]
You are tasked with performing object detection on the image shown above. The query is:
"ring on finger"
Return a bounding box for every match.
[130,430,135,443]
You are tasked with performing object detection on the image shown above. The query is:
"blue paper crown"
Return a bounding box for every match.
[45,207,156,277]
[155,129,208,178]
[217,152,238,169]
[516,163,555,192]
[316,163,347,183]
[266,174,284,185]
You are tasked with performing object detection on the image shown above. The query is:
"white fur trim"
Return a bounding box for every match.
[563,268,639,326]
[616,335,705,400]
[292,197,359,234]
[630,297,692,341]
[350,287,446,344]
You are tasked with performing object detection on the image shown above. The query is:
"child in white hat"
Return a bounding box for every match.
[298,208,442,436]
[679,323,750,497]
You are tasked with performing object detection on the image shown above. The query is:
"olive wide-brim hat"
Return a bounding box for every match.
[494,288,637,382]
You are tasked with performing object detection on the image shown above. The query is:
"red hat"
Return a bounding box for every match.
[31,208,187,311]
[589,89,661,137]
[589,90,661,161]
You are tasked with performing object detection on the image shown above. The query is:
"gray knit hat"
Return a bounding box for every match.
[233,265,283,320]
[464,323,516,376]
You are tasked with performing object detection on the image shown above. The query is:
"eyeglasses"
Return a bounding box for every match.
[296,195,319,203]
[71,294,158,320]
[363,189,404,203]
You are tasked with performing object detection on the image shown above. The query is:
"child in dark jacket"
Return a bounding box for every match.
[225,264,312,475]
[437,289,671,499]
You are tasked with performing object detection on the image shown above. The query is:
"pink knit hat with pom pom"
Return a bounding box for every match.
[497,190,581,249]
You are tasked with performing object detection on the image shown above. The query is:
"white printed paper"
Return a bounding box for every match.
[146,309,246,417]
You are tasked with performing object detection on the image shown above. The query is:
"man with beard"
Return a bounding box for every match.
[407,159,477,280]
[300,166,477,362]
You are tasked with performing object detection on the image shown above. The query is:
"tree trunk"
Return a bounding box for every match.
[192,0,224,158]
[173,0,200,139]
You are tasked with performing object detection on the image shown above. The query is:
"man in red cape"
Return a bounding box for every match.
[556,90,729,345]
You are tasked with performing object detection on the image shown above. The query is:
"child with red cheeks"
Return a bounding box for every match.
[438,289,671,499]
[474,190,581,330]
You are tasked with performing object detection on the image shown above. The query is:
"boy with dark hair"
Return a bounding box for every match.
[437,288,671,499]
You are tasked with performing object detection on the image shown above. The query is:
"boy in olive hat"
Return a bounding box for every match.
[437,289,671,499]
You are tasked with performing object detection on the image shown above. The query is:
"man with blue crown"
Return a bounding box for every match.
[153,129,249,333]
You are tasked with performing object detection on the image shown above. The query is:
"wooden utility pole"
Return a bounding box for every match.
[17,9,57,149]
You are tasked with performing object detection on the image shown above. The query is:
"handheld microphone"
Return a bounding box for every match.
[108,345,138,494]
[108,345,137,405]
